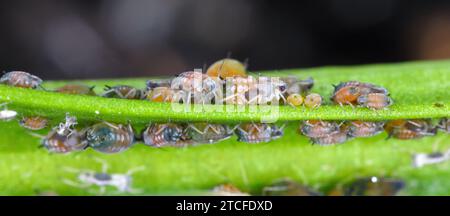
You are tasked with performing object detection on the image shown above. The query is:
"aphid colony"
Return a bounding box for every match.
[0,61,447,151]
[299,118,444,145]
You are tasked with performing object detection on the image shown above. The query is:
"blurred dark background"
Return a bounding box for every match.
[1,0,450,80]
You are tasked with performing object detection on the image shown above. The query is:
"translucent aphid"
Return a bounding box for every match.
[40,129,87,154]
[55,84,96,96]
[0,71,43,89]
[102,85,143,99]
[63,158,144,194]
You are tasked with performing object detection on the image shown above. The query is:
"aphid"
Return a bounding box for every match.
[206,58,247,79]
[19,116,48,130]
[184,123,233,144]
[41,129,87,154]
[55,84,96,96]
[141,123,185,147]
[171,71,222,104]
[223,76,256,105]
[437,118,449,133]
[304,93,322,108]
[310,128,349,146]
[286,93,304,107]
[0,71,43,89]
[0,102,17,121]
[357,93,392,109]
[86,122,134,153]
[63,158,144,194]
[300,120,340,138]
[146,87,179,103]
[249,77,287,105]
[235,123,284,143]
[346,121,384,138]
[412,149,450,168]
[102,85,143,99]
[211,184,250,196]
[55,113,78,136]
[262,179,321,196]
[344,177,405,196]
[384,119,436,140]
[281,76,314,95]
[331,81,388,106]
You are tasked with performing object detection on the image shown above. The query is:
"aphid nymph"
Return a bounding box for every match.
[346,121,384,138]
[357,93,392,109]
[235,123,284,143]
[86,121,135,153]
[206,58,247,79]
[141,123,185,147]
[304,93,322,108]
[20,116,48,130]
[185,123,233,144]
[102,85,143,99]
[41,129,87,154]
[55,84,96,96]
[0,71,43,89]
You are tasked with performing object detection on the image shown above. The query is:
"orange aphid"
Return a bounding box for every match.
[287,94,304,106]
[146,87,177,102]
[206,58,247,79]
[304,93,322,108]
[20,116,48,130]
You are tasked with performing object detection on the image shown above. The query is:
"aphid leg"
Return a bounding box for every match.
[98,186,106,195]
[252,122,263,133]
[155,124,168,135]
[101,86,115,97]
[38,84,48,91]
[346,101,355,109]
[124,88,136,98]
[62,178,91,188]
[279,93,287,104]
[236,125,249,136]
[93,158,109,173]
[209,124,221,135]
[228,124,240,134]
[102,121,120,130]
[27,132,45,139]
[126,166,146,175]
[187,123,205,135]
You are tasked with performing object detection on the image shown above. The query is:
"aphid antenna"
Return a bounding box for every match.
[126,166,146,175]
[27,131,45,139]
[38,84,48,91]
[92,157,109,173]
[243,57,250,70]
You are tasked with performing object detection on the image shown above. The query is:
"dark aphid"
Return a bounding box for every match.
[41,129,87,154]
[304,93,322,108]
[310,128,349,146]
[0,71,43,89]
[344,177,405,196]
[20,116,48,130]
[286,93,304,107]
[102,85,143,99]
[211,184,250,196]
[357,93,392,109]
[235,123,284,144]
[86,122,134,153]
[55,84,96,96]
[384,119,436,140]
[346,121,384,138]
[300,120,340,138]
[262,179,321,196]
[206,58,247,79]
[0,102,17,121]
[331,81,388,106]
[185,123,233,144]
[437,118,449,133]
[281,76,314,95]
[141,123,185,147]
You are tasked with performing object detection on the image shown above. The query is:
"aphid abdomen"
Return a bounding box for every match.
[357,93,392,109]
[300,120,339,138]
[42,130,87,154]
[86,123,134,153]
[20,116,48,130]
[310,131,348,146]
[56,84,96,95]
[347,121,384,138]
[142,124,183,147]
